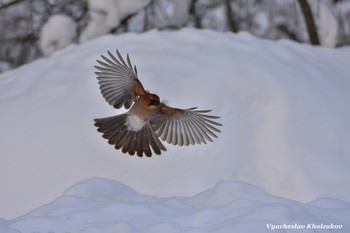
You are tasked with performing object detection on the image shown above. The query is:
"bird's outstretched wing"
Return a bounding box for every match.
[95,50,146,109]
[151,104,222,146]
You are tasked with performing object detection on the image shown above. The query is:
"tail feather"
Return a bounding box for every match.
[94,114,166,157]
[129,131,138,155]
[136,129,144,157]
[142,128,152,157]
[121,131,133,154]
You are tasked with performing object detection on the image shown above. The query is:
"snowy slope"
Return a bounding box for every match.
[1,28,350,221]
[1,178,349,233]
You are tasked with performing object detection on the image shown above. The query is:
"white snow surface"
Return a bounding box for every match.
[2,177,350,233]
[1,28,350,229]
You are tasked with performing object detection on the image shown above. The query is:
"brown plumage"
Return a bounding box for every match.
[94,50,222,157]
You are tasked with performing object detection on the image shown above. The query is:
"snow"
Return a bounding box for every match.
[154,0,191,28]
[2,178,350,233]
[79,0,151,42]
[79,0,120,43]
[39,14,77,56]
[201,4,226,31]
[0,28,350,231]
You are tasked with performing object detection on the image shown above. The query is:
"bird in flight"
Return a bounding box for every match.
[94,50,222,157]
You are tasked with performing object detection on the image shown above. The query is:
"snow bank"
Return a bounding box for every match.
[1,28,350,219]
[2,178,349,233]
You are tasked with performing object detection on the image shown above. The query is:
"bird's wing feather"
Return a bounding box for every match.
[151,104,222,146]
[95,50,145,109]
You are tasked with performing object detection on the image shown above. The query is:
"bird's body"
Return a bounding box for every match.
[94,50,222,157]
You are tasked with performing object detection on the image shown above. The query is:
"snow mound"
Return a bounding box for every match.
[40,14,77,56]
[1,28,350,219]
[2,178,349,233]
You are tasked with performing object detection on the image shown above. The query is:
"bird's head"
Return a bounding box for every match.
[142,92,160,108]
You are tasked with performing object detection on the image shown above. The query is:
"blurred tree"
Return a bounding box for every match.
[0,0,87,72]
[224,0,238,33]
[1,0,349,73]
[297,0,320,45]
[189,0,202,28]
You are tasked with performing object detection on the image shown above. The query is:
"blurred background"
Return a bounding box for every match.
[0,0,349,74]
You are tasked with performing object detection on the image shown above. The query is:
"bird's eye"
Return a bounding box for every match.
[149,100,159,106]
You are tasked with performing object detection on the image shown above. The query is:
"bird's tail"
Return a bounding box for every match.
[94,114,166,157]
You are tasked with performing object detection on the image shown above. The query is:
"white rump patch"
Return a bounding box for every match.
[125,114,145,132]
